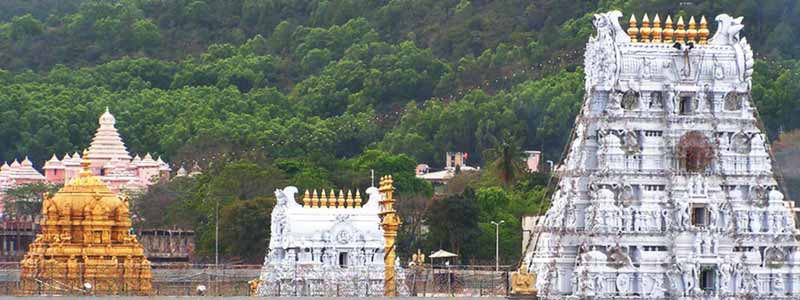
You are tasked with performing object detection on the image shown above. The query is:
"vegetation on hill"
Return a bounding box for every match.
[1,0,798,264]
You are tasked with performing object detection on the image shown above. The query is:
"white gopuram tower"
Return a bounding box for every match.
[526,11,800,299]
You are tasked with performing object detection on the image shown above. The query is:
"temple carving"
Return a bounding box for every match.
[19,151,152,295]
[524,11,800,299]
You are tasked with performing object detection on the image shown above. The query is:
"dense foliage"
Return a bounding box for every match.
[1,0,798,264]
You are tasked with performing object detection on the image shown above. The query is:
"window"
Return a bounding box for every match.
[642,245,667,251]
[691,205,708,226]
[679,95,693,115]
[649,91,663,109]
[339,252,348,268]
[700,268,716,292]
[724,92,742,111]
[622,91,639,110]
[644,130,663,137]
[644,185,665,191]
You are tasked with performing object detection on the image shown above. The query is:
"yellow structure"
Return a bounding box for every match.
[510,264,538,296]
[378,175,401,296]
[627,13,709,44]
[19,150,151,295]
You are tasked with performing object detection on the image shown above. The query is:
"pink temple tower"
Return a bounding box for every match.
[86,107,133,172]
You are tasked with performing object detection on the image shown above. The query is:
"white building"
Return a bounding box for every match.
[525,11,800,299]
[257,186,406,296]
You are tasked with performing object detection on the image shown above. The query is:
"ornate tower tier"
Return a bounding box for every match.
[524,11,800,299]
[19,151,151,295]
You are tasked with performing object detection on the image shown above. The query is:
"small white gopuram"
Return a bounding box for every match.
[256,186,406,296]
[524,11,800,299]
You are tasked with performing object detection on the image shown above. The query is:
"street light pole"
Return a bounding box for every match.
[490,220,504,272]
[215,197,219,266]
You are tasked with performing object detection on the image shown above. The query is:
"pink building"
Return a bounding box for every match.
[0,109,170,215]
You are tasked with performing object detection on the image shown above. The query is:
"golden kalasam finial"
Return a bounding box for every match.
[329,189,336,208]
[628,14,639,42]
[346,190,354,208]
[337,189,345,207]
[640,13,651,43]
[687,16,697,43]
[79,149,92,177]
[303,190,311,207]
[663,15,674,43]
[354,189,362,208]
[675,16,686,43]
[320,190,328,208]
[311,189,319,208]
[698,15,709,44]
[651,14,662,43]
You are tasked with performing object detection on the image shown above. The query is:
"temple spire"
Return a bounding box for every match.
[86,108,132,164]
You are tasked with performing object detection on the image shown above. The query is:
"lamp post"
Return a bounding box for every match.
[490,220,505,272]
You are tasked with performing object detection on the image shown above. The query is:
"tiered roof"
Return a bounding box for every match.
[7,157,45,181]
[86,108,132,162]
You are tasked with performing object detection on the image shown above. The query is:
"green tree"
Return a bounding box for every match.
[423,188,480,263]
[1,182,61,217]
[9,14,43,40]
[219,196,276,263]
[131,19,161,50]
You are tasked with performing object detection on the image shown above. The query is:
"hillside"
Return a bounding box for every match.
[0,0,798,263]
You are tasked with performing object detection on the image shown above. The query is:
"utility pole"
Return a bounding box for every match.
[215,196,219,267]
[490,220,505,272]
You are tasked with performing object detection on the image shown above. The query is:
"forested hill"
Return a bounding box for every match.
[2,0,800,264]
[0,0,798,168]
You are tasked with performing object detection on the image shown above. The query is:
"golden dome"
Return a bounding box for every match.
[45,150,125,220]
[21,149,151,295]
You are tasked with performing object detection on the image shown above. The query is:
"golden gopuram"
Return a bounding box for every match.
[19,150,152,295]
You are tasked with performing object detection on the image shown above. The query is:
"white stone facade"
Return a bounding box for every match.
[526,11,800,299]
[257,187,406,296]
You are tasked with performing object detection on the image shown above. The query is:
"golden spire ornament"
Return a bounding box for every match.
[698,15,709,44]
[312,189,319,208]
[337,189,345,208]
[687,16,698,43]
[651,14,662,43]
[675,16,686,43]
[640,13,651,42]
[320,190,328,208]
[663,15,674,43]
[628,14,639,42]
[303,190,311,207]
[346,189,354,207]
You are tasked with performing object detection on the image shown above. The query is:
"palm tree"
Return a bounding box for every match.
[483,130,526,186]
